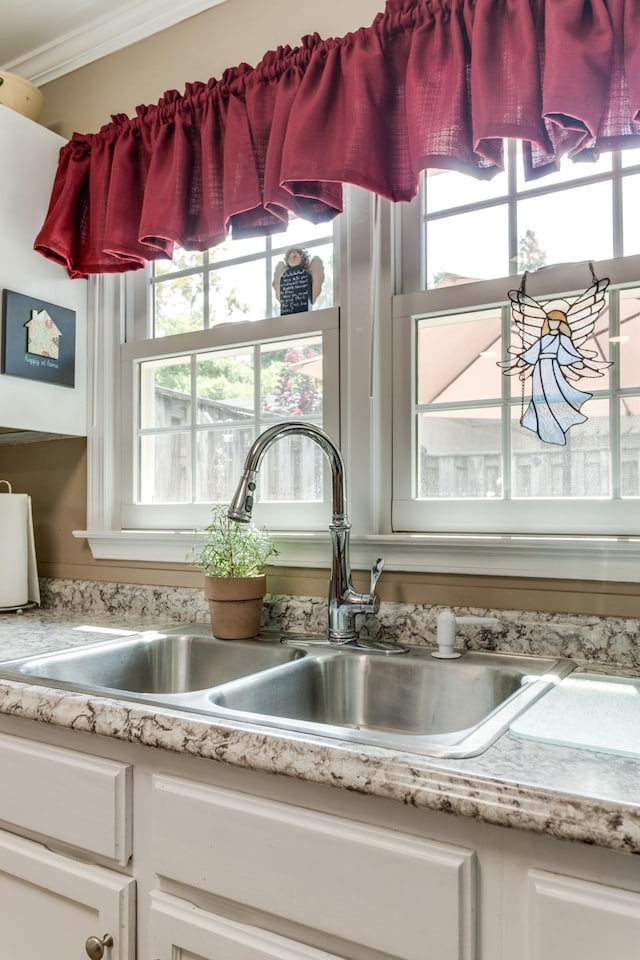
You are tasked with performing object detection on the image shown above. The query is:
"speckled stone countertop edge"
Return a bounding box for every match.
[0,673,638,856]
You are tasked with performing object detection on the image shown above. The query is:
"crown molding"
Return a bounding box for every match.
[3,0,229,87]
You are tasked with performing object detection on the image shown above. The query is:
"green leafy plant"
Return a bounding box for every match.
[188,504,278,578]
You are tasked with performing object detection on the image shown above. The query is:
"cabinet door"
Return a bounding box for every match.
[0,829,135,960]
[149,891,344,960]
[528,869,640,960]
[153,775,476,960]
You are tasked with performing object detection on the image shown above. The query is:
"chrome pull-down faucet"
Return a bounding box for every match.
[228,422,382,643]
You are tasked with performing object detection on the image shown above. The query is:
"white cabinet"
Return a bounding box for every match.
[0,830,134,960]
[0,716,639,960]
[0,728,134,958]
[0,105,87,436]
[527,869,640,960]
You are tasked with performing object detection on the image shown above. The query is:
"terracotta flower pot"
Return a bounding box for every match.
[204,574,266,640]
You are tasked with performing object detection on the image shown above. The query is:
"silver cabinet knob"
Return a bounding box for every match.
[85,934,114,959]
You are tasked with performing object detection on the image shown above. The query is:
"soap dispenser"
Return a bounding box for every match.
[433,609,460,659]
[432,608,498,659]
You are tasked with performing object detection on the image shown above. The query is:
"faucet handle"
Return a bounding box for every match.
[370,557,384,596]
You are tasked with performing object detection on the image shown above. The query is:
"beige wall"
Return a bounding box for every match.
[39,0,384,137]
[3,0,638,616]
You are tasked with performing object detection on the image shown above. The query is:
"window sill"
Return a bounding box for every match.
[74,529,640,583]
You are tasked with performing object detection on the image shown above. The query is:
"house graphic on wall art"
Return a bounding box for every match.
[25,308,61,359]
[1,289,76,387]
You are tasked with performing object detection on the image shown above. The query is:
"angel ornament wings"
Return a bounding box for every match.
[273,247,324,316]
[500,266,611,445]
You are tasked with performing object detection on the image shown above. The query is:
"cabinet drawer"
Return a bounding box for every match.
[152,776,476,960]
[0,733,132,863]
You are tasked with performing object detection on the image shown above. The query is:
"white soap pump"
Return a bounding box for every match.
[432,608,498,659]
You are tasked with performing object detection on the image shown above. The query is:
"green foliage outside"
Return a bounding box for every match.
[152,261,323,413]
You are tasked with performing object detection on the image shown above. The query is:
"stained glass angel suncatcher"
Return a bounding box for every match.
[500,266,611,445]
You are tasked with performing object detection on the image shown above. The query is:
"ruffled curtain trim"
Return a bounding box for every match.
[35,0,640,278]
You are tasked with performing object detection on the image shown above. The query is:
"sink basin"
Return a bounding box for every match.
[207,646,575,758]
[210,651,526,733]
[0,627,574,758]
[0,625,303,702]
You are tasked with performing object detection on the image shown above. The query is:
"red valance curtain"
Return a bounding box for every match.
[35,0,640,279]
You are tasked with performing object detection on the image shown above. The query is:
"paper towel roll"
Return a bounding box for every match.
[0,482,40,608]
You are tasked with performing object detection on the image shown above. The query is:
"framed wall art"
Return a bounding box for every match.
[1,289,76,388]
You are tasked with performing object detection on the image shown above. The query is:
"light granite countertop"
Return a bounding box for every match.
[0,605,639,857]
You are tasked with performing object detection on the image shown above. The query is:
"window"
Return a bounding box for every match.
[119,218,340,531]
[83,170,640,580]
[393,144,640,535]
[150,225,334,337]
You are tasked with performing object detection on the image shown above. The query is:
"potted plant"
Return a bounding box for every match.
[188,504,278,640]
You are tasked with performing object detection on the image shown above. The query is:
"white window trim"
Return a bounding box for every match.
[75,197,640,582]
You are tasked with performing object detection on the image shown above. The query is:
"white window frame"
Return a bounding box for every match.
[392,255,640,536]
[120,305,341,531]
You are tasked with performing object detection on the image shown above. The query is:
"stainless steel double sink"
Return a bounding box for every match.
[0,625,575,758]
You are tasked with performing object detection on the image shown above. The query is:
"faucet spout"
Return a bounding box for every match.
[228,422,381,643]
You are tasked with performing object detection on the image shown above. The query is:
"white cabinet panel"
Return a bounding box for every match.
[528,868,640,960]
[0,829,135,960]
[150,891,345,960]
[152,775,476,960]
[0,731,132,862]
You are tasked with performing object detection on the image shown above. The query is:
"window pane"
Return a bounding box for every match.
[511,399,610,498]
[154,249,203,275]
[260,436,324,502]
[210,235,267,263]
[517,181,613,266]
[195,427,254,502]
[275,218,333,249]
[621,146,640,168]
[196,349,254,424]
[154,272,204,336]
[623,174,640,256]
[425,167,508,214]
[621,397,640,497]
[515,150,611,191]
[426,205,509,287]
[261,337,323,418]
[140,357,191,429]
[208,260,267,323]
[417,310,503,404]
[618,288,640,389]
[140,432,191,503]
[417,409,503,499]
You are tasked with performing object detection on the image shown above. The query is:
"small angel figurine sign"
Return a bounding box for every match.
[500,265,611,445]
[273,247,324,316]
